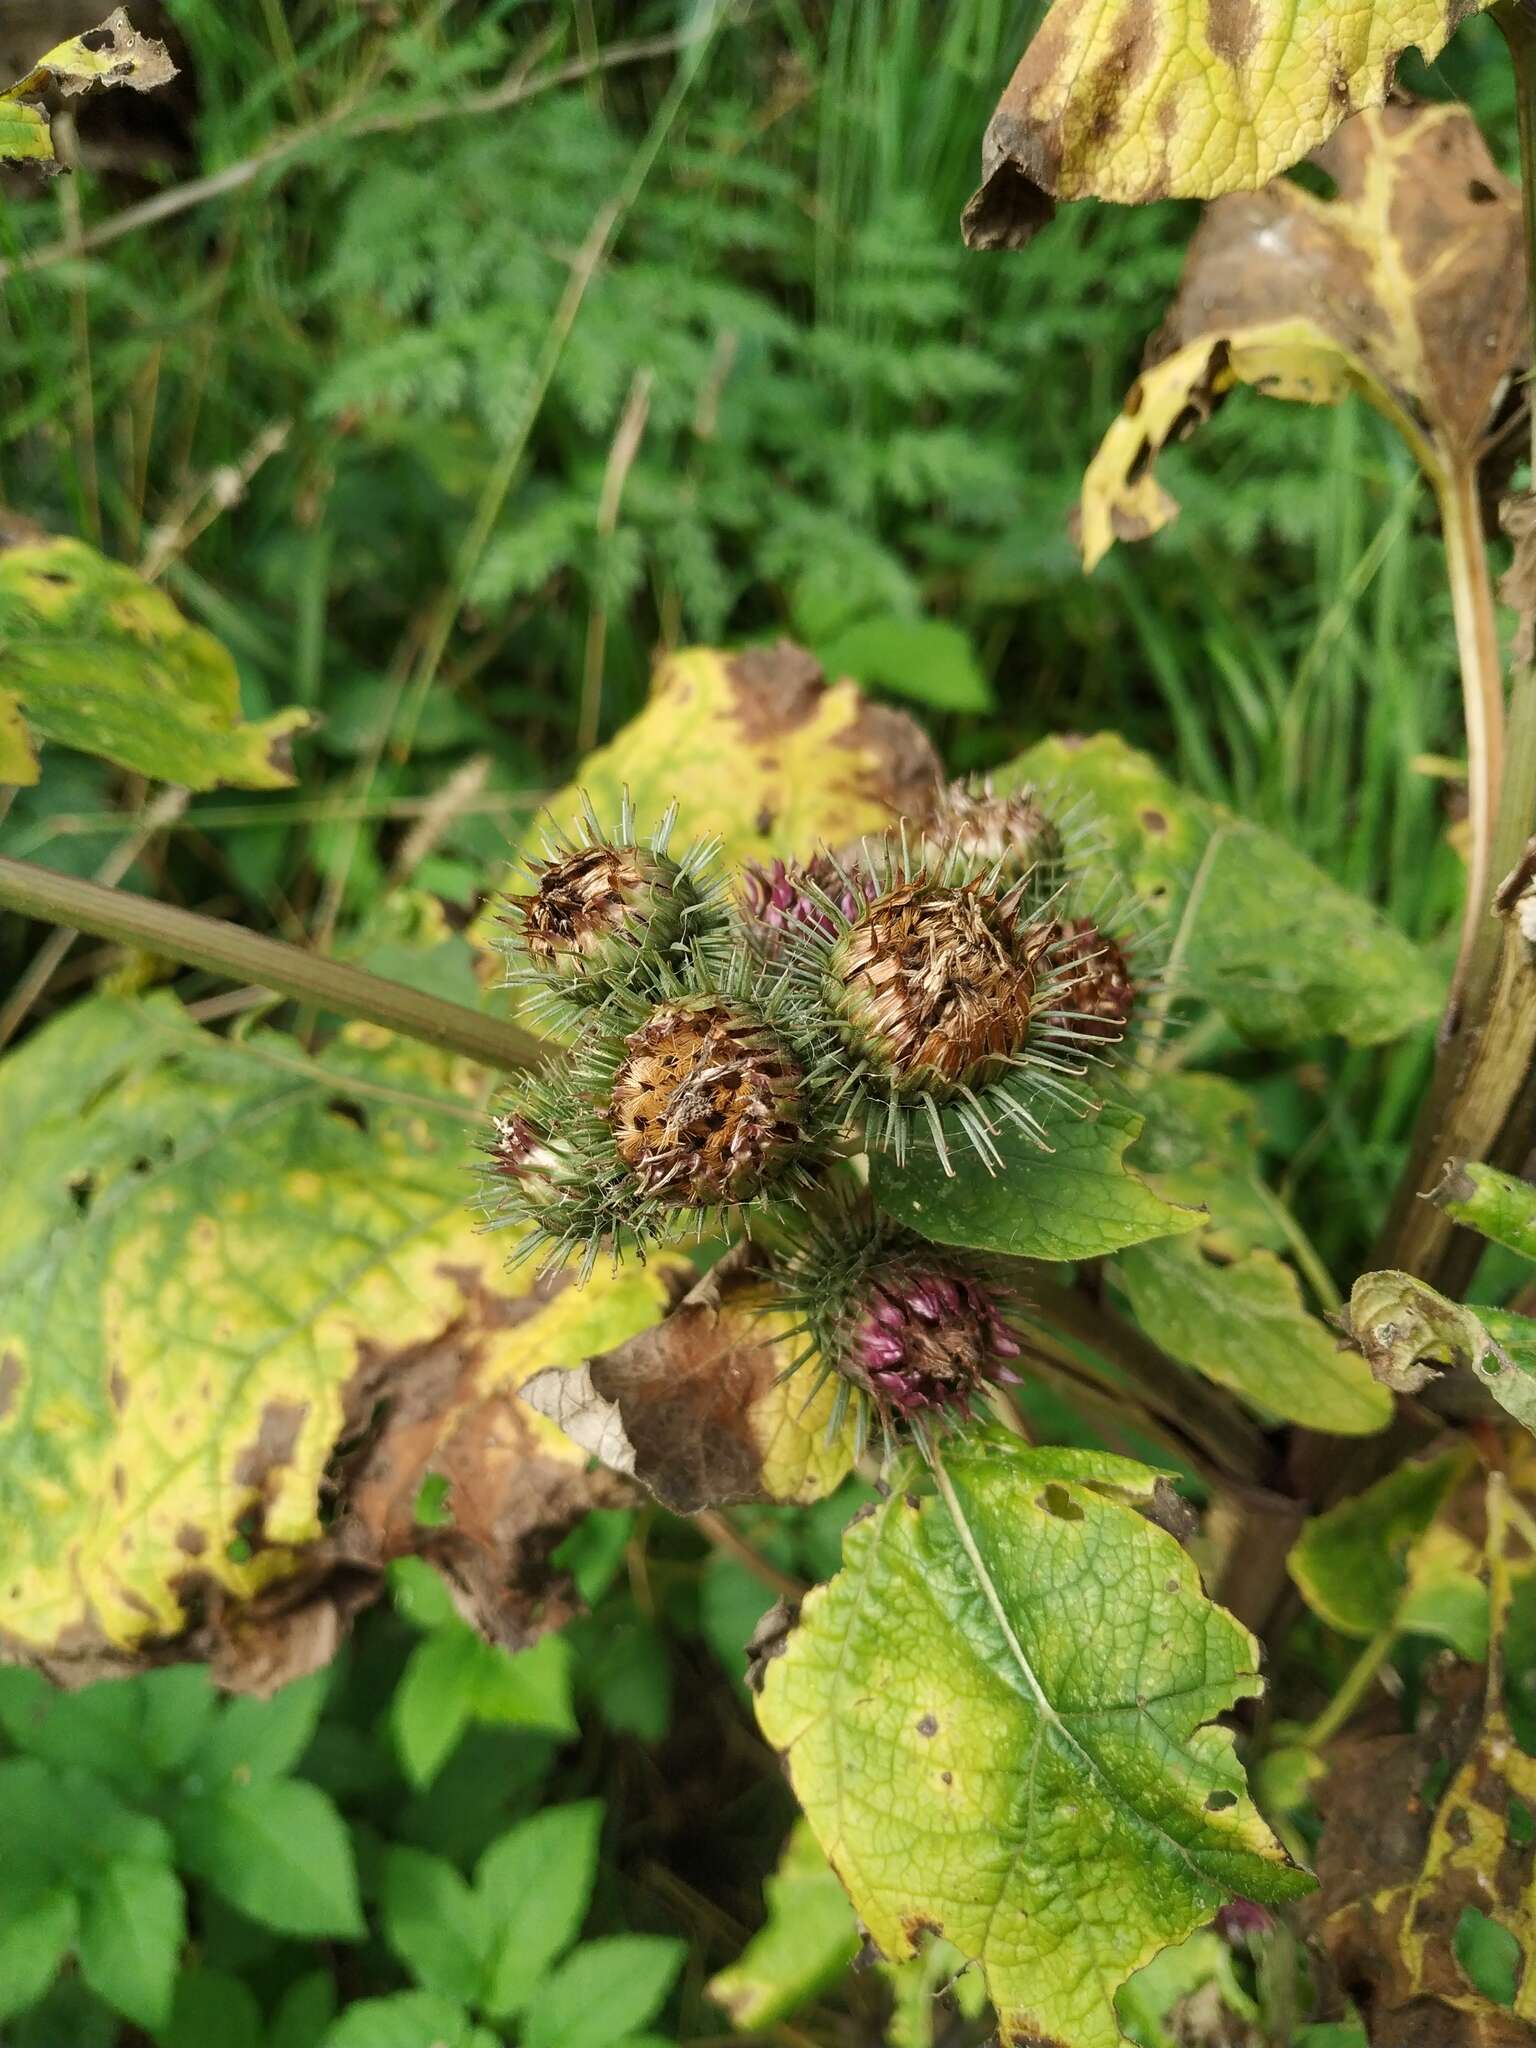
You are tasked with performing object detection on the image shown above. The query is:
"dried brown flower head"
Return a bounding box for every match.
[826,877,1053,1092]
[607,997,806,1206]
[1049,916,1137,1042]
[513,841,684,987]
[927,779,1062,878]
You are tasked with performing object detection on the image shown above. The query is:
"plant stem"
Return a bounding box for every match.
[1437,459,1505,1003]
[0,855,542,1073]
[1302,1626,1396,1750]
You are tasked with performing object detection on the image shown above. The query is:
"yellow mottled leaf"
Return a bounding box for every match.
[965,0,1496,245]
[0,535,313,790]
[0,996,678,1673]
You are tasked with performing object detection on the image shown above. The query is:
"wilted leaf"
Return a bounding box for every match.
[1005,733,1440,1045]
[707,1820,860,2030]
[964,3,1496,249]
[522,1247,855,1513]
[1116,1235,1390,1435]
[0,7,176,171]
[0,534,312,789]
[870,1096,1202,1261]
[1316,1485,1536,2045]
[0,996,680,1679]
[756,1433,1311,2048]
[1077,101,1523,565]
[1434,1161,1536,1263]
[1289,1450,1483,1650]
[472,641,940,954]
[1344,1272,1536,1434]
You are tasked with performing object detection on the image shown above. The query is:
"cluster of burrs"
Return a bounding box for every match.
[481,783,1152,1436]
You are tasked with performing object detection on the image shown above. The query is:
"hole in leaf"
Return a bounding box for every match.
[1036,1484,1084,1522]
[68,1172,96,1217]
[1453,1906,1521,2006]
[1469,179,1498,203]
[325,1095,369,1132]
[1511,1796,1536,1849]
[1206,1788,1238,1811]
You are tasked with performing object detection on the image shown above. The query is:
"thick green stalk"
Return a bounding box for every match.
[0,855,541,1073]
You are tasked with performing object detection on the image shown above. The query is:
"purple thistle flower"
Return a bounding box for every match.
[740,854,874,947]
[850,1265,1023,1418]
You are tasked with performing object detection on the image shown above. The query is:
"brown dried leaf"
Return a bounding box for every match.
[522,1246,856,1514]
[1078,100,1526,568]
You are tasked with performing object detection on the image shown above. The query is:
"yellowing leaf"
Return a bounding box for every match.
[965,1,1496,246]
[0,997,679,1674]
[757,1435,1311,2048]
[472,641,938,953]
[1076,102,1524,566]
[0,536,313,790]
[0,8,177,171]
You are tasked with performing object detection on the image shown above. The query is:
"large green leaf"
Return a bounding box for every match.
[0,535,312,788]
[870,1098,1201,1262]
[965,0,1494,245]
[0,995,682,1671]
[0,9,177,170]
[1005,734,1439,1046]
[1115,1235,1390,1435]
[756,1434,1311,2048]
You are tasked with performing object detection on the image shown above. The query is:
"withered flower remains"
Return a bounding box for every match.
[606,996,807,1206]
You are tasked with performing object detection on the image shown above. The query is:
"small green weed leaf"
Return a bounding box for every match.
[77,1856,184,2030]
[871,1098,1201,1262]
[0,1884,76,2020]
[389,1555,460,1632]
[0,995,678,1667]
[320,1991,494,2048]
[1454,1906,1522,2007]
[569,1612,671,1741]
[382,1846,491,2004]
[159,1968,264,2048]
[708,1819,859,2030]
[1433,1161,1536,1263]
[969,3,1496,237]
[1115,1235,1391,1435]
[1003,734,1439,1047]
[269,1971,338,2048]
[1288,1451,1474,1638]
[551,1509,635,1606]
[472,641,938,953]
[0,1755,172,1891]
[815,615,994,713]
[0,8,176,170]
[756,1433,1311,2048]
[0,535,311,788]
[175,1779,363,1939]
[521,1935,686,2048]
[394,1625,576,1789]
[1345,1273,1536,1435]
[477,1800,604,2020]
[190,1672,328,1789]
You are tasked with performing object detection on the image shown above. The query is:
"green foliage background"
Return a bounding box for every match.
[0,0,1528,2041]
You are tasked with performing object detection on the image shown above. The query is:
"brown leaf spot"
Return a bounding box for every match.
[0,1352,21,1421]
[726,642,827,742]
[1205,0,1259,65]
[235,1400,308,1488]
[902,1915,943,1948]
[1139,806,1168,835]
[108,1367,128,1411]
[176,1524,206,1558]
[916,1712,939,1738]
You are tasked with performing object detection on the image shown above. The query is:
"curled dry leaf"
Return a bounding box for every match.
[1077,100,1526,568]
[522,1245,856,1515]
[0,6,177,170]
[964,0,1495,249]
